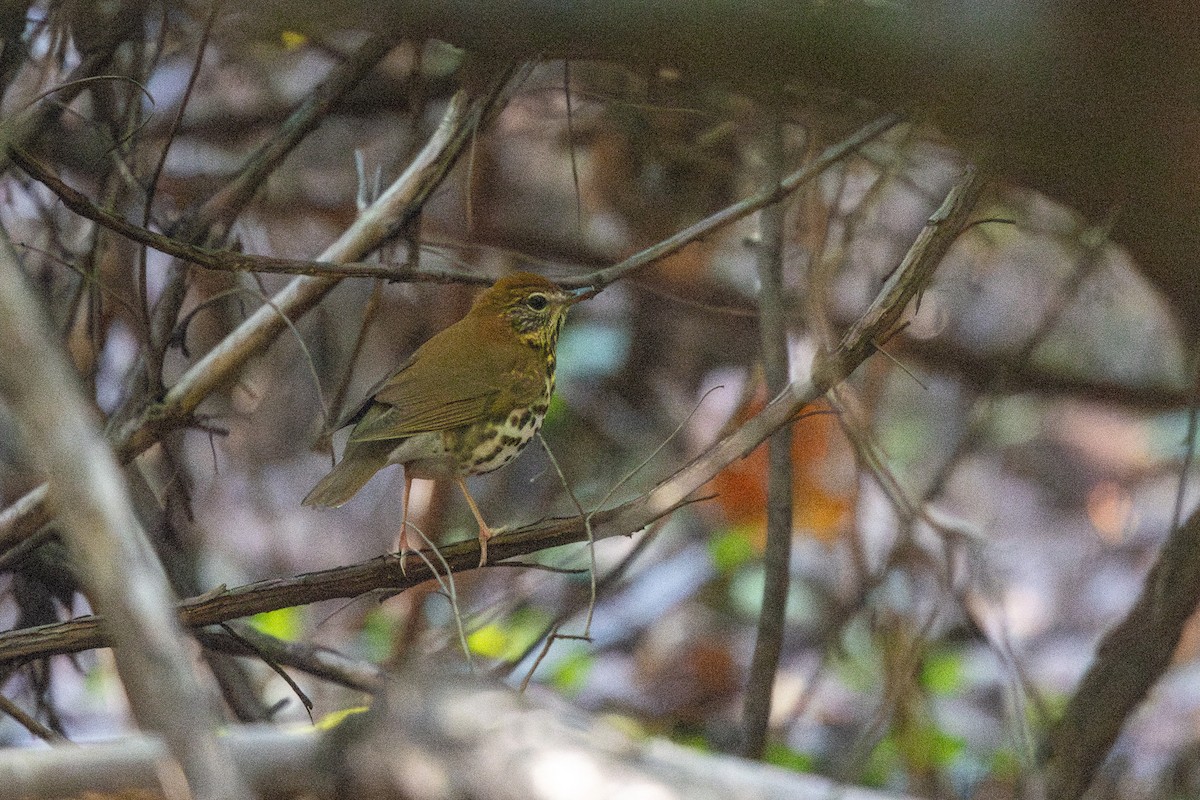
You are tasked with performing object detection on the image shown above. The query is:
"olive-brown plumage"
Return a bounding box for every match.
[303,272,584,567]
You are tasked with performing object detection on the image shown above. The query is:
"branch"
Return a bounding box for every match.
[0,498,693,665]
[0,669,922,800]
[334,670,923,800]
[143,26,410,385]
[8,150,470,282]
[742,111,793,758]
[1041,495,1200,797]
[0,239,252,797]
[176,28,410,243]
[194,624,386,693]
[813,166,984,386]
[0,20,124,174]
[12,113,903,291]
[896,336,1192,412]
[0,726,323,800]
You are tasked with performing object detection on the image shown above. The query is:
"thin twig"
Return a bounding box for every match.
[12,115,902,295]
[585,114,902,290]
[0,693,67,743]
[139,0,220,297]
[216,623,313,721]
[194,624,385,693]
[563,60,584,231]
[503,517,664,687]
[404,522,474,672]
[536,432,597,635]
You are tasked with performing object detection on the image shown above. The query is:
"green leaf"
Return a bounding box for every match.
[359,607,397,662]
[764,742,815,773]
[708,526,756,573]
[920,648,965,695]
[467,623,509,658]
[550,647,594,694]
[249,606,304,641]
[927,728,967,767]
[468,609,554,660]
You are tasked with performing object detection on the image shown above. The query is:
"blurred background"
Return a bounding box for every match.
[0,4,1196,799]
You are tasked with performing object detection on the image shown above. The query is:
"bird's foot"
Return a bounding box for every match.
[395,526,414,577]
[477,525,494,568]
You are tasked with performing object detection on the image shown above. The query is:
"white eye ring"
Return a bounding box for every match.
[526,293,549,310]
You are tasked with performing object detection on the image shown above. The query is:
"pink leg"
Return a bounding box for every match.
[454,476,494,567]
[395,473,414,575]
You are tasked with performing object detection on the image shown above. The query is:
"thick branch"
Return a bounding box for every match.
[0,670,919,800]
[335,670,920,800]
[0,243,251,797]
[0,727,322,799]
[1042,504,1200,798]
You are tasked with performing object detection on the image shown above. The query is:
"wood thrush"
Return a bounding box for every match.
[303,272,589,569]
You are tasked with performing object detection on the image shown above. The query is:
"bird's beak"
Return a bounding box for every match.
[566,285,598,305]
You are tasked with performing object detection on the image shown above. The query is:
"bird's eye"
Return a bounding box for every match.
[526,293,549,311]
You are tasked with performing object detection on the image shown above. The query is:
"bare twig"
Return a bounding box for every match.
[585,114,902,290]
[11,115,903,296]
[0,693,66,744]
[8,152,479,282]
[0,31,123,174]
[137,27,406,406]
[813,166,985,387]
[137,0,221,329]
[536,432,597,636]
[195,624,386,693]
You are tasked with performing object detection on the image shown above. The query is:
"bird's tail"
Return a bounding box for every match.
[302,439,393,507]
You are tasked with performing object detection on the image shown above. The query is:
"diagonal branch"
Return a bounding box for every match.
[586,113,901,289]
[1041,472,1200,798]
[0,230,253,798]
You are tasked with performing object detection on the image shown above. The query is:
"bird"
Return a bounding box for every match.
[303,271,590,570]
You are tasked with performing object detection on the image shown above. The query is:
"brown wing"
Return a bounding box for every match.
[348,314,544,442]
